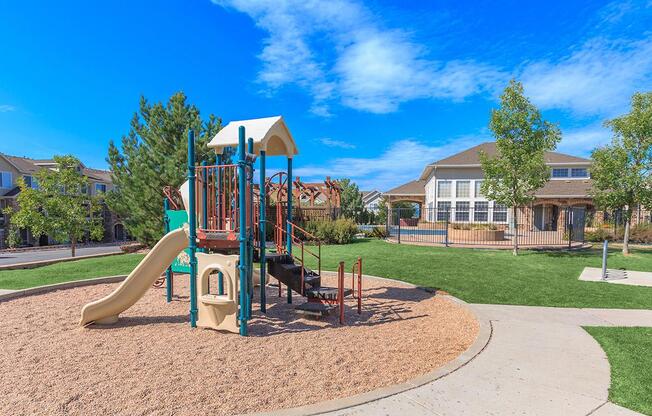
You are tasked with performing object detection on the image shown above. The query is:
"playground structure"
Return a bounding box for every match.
[80,116,362,336]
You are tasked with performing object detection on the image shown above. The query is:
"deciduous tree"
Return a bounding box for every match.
[480,80,562,255]
[591,92,652,255]
[5,155,104,257]
[338,178,364,221]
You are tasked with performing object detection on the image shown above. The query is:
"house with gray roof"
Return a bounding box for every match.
[385,142,595,230]
[0,154,126,248]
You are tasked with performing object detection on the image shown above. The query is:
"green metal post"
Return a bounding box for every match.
[164,198,173,303]
[237,126,248,336]
[259,150,267,313]
[246,137,254,320]
[188,130,198,327]
[286,156,293,304]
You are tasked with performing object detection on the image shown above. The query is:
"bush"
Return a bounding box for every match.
[585,228,613,242]
[364,226,389,239]
[304,219,358,244]
[450,223,497,231]
[615,223,652,244]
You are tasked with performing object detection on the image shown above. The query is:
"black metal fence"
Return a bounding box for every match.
[387,206,588,247]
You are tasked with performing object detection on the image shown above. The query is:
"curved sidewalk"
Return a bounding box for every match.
[326,304,652,416]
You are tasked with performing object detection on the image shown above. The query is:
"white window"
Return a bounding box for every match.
[0,171,12,189]
[95,183,107,193]
[493,203,507,222]
[552,168,569,178]
[571,168,588,178]
[474,201,489,221]
[437,181,451,198]
[437,201,451,221]
[456,181,470,198]
[475,180,483,198]
[455,202,470,221]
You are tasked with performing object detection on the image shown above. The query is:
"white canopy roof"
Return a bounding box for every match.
[208,116,298,157]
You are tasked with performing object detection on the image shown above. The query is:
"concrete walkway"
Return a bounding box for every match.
[326,303,652,416]
[0,245,122,267]
[580,267,652,287]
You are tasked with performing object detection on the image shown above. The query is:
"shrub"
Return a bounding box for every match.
[303,219,358,244]
[450,223,498,231]
[614,223,652,244]
[585,228,613,242]
[333,219,358,244]
[365,226,388,239]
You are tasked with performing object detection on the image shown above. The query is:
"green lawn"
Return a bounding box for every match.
[585,327,652,415]
[2,239,652,310]
[0,254,145,290]
[304,239,652,309]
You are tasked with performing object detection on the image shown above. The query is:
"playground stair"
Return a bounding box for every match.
[265,253,352,314]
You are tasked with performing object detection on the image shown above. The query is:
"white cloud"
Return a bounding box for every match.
[294,134,488,190]
[214,0,506,115]
[0,104,16,112]
[319,138,356,149]
[521,37,652,117]
[558,124,612,156]
[215,0,651,119]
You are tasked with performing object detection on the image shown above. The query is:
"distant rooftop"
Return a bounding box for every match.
[420,142,591,180]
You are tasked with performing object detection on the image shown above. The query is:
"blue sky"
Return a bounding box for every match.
[1,0,651,190]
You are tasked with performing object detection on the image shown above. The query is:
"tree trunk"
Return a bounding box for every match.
[71,236,76,258]
[512,205,519,256]
[622,219,630,256]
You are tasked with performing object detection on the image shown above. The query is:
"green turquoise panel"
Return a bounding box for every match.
[166,210,190,273]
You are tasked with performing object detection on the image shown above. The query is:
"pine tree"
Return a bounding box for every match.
[107,92,228,246]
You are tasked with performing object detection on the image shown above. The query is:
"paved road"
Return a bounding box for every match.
[325,303,652,416]
[0,245,123,266]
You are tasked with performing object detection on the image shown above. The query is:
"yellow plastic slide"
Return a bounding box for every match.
[79,226,189,326]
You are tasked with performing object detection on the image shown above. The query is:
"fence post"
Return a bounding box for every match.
[444,207,449,247]
[568,207,573,249]
[385,207,389,237]
[397,208,401,244]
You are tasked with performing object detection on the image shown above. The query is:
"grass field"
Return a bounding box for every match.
[304,239,652,309]
[2,239,652,310]
[0,254,145,290]
[585,327,652,415]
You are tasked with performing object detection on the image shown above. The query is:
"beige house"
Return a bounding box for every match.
[386,142,595,231]
[0,154,125,248]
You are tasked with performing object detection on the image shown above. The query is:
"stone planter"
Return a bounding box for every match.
[449,229,505,241]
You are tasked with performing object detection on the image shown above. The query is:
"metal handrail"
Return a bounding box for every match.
[351,257,362,314]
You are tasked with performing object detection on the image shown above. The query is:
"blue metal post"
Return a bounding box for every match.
[216,153,224,295]
[259,150,267,313]
[164,198,173,303]
[286,156,293,304]
[187,130,198,327]
[237,126,248,336]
